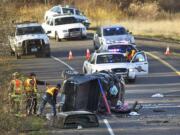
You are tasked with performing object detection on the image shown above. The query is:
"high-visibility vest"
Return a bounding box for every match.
[24,78,37,93]
[46,87,58,96]
[12,79,23,94]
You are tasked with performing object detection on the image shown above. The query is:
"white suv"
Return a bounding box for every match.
[42,15,87,41]
[44,5,90,28]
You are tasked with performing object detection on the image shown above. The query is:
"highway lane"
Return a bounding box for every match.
[14,37,180,135]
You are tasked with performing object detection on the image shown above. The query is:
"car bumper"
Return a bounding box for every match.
[59,30,87,39]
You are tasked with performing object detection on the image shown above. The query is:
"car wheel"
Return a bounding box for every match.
[55,32,61,42]
[128,77,136,83]
[11,51,15,56]
[16,53,21,59]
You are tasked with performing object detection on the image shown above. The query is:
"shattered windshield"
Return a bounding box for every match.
[55,17,77,25]
[96,54,127,64]
[103,27,127,36]
[16,26,45,35]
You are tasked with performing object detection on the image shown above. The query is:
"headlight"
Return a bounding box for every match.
[129,68,134,72]
[63,30,68,33]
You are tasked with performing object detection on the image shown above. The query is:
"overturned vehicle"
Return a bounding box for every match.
[49,70,141,128]
[61,70,126,113]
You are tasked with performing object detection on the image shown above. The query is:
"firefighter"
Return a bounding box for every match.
[8,72,23,114]
[24,72,47,115]
[37,83,61,117]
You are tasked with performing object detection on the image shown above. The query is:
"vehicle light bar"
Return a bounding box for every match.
[108,49,120,52]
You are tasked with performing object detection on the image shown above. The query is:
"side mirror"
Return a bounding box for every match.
[129,32,132,34]
[46,31,51,34]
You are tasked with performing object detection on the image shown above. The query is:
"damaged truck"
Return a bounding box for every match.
[8,21,51,59]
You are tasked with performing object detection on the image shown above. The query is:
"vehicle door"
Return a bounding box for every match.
[94,28,102,49]
[45,18,54,37]
[131,51,149,75]
[85,53,96,74]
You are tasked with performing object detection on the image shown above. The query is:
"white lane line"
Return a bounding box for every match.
[51,56,74,70]
[103,119,115,135]
[146,52,180,76]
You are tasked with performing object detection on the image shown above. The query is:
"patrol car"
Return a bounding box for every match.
[93,25,135,50]
[8,21,51,59]
[44,5,90,28]
[82,51,149,82]
[98,40,137,56]
[42,15,87,41]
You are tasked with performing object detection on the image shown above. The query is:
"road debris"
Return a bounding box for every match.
[129,111,140,116]
[151,93,164,98]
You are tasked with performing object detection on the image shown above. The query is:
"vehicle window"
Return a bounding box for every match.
[108,45,134,53]
[75,10,83,15]
[54,17,77,25]
[16,26,45,35]
[62,8,74,14]
[51,6,61,13]
[96,54,126,64]
[133,53,146,62]
[103,27,127,36]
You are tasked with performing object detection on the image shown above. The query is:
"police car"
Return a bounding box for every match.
[93,25,135,50]
[82,51,148,82]
[42,15,87,41]
[98,40,137,56]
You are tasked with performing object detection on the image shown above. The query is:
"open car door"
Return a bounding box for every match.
[131,51,149,76]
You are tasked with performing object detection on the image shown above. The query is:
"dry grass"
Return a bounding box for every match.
[119,19,180,40]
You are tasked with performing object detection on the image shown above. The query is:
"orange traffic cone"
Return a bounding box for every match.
[86,49,91,60]
[164,46,170,55]
[68,50,73,60]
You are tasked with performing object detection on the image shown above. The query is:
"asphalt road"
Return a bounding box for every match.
[14,35,180,135]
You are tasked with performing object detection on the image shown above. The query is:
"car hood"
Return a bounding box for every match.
[103,35,132,44]
[94,62,131,71]
[16,34,49,43]
[55,23,85,30]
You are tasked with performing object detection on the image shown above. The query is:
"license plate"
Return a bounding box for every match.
[31,48,37,52]
[70,32,80,37]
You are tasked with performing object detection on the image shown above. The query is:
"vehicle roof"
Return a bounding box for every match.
[16,23,41,28]
[100,25,125,29]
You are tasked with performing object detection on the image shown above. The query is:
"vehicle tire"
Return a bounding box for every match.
[128,77,136,83]
[55,32,61,42]
[16,53,21,59]
[11,51,15,56]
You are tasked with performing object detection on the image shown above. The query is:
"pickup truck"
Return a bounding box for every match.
[8,22,51,59]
